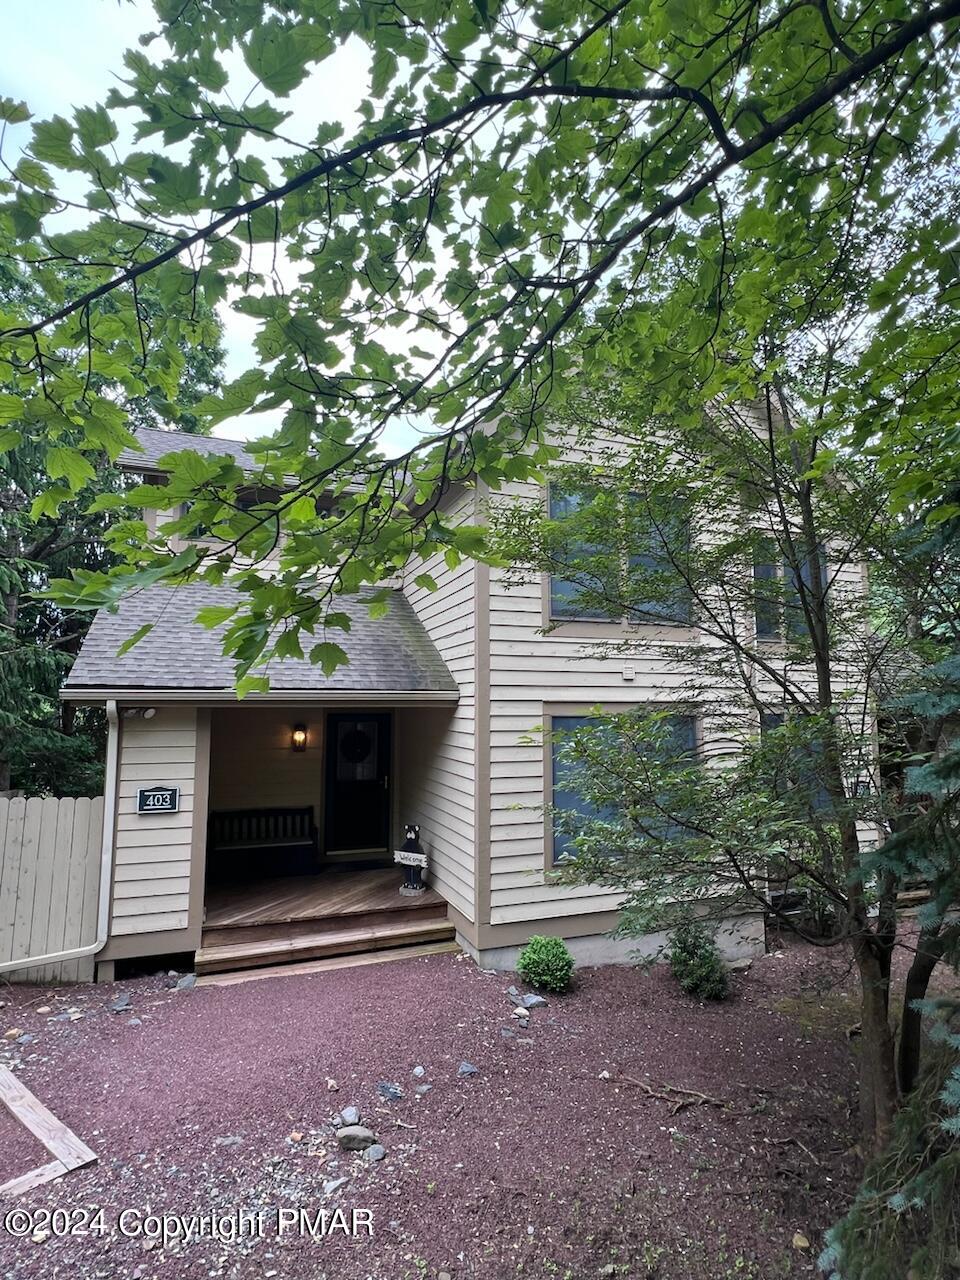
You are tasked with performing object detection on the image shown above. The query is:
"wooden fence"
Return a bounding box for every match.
[0,796,104,983]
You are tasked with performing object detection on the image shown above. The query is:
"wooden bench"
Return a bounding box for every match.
[207,807,319,880]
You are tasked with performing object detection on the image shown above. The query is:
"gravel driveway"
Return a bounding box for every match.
[0,946,860,1280]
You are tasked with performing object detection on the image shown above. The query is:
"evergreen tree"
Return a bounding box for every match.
[0,260,224,793]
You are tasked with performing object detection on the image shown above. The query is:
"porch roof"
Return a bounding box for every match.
[63,583,460,702]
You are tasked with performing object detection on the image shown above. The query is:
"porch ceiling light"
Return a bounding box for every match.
[291,724,308,752]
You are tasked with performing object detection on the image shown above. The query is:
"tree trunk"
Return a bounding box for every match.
[60,700,76,736]
[875,871,898,1016]
[855,941,899,1152]
[897,924,956,1094]
[0,578,18,793]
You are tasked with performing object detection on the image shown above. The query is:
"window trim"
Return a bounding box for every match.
[545,482,619,624]
[540,484,698,637]
[541,701,702,872]
[753,541,829,644]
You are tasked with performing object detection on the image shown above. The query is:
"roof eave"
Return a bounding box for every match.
[60,686,460,707]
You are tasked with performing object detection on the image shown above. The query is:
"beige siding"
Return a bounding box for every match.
[482,479,872,928]
[486,465,715,925]
[398,487,477,921]
[208,706,325,828]
[112,707,198,936]
[395,706,474,919]
[488,563,684,925]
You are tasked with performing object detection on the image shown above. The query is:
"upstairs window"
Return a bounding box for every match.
[753,540,827,641]
[176,502,207,541]
[625,499,693,625]
[235,484,281,513]
[548,483,692,626]
[548,487,616,620]
[173,486,283,542]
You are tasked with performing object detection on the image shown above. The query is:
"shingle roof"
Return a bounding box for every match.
[117,425,256,473]
[64,584,459,697]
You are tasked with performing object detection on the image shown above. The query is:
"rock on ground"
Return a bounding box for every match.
[336,1125,376,1151]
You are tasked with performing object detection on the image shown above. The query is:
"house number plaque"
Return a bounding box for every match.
[137,786,180,814]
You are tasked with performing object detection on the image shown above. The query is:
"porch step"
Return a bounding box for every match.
[201,902,448,950]
[195,917,457,975]
[196,940,461,987]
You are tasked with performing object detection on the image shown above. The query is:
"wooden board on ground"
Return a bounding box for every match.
[0,1097,50,1184]
[197,939,460,987]
[0,1159,70,1197]
[0,1067,96,1198]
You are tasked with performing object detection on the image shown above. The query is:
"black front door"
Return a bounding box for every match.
[323,713,392,854]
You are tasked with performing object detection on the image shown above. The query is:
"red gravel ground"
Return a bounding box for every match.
[0,946,863,1280]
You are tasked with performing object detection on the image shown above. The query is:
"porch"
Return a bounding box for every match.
[197,705,459,976]
[196,867,455,976]
[58,580,468,979]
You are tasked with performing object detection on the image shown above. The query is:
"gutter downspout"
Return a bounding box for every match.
[0,699,119,975]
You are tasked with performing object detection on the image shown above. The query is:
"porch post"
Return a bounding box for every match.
[186,708,212,950]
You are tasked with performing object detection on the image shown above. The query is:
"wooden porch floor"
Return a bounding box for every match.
[204,868,446,930]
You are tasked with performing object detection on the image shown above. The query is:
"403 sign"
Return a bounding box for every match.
[137,786,180,814]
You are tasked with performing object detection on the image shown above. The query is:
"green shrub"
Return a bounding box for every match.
[668,921,729,1001]
[517,935,574,993]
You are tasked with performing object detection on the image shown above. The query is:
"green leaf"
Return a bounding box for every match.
[236,673,271,699]
[293,23,335,64]
[74,104,117,149]
[195,605,237,628]
[116,623,154,657]
[371,49,398,97]
[414,572,438,591]
[274,629,304,660]
[309,641,349,675]
[13,158,53,191]
[46,446,97,491]
[81,416,139,461]
[144,155,201,208]
[30,486,73,520]
[30,115,79,168]
[10,188,56,238]
[0,394,24,424]
[0,429,22,453]
[85,492,129,513]
[0,97,30,124]
[244,20,311,95]
[191,368,267,426]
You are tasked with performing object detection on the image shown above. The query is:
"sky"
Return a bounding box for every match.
[1,0,409,446]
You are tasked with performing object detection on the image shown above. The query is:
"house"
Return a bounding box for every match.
[62,426,773,981]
